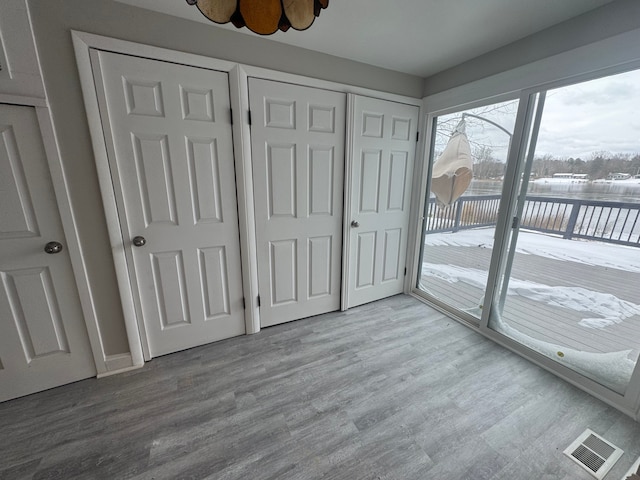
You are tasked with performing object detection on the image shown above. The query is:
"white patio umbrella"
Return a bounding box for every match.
[430,119,473,208]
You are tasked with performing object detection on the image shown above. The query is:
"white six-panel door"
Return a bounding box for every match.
[347,96,419,308]
[94,51,245,358]
[249,78,346,327]
[0,104,96,402]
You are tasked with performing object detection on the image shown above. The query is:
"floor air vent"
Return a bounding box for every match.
[564,429,623,479]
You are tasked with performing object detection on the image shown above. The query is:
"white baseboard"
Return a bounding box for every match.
[97,353,143,378]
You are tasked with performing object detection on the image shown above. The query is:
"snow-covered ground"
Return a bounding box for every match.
[424,227,640,273]
[530,178,589,185]
[422,263,640,329]
[422,228,640,392]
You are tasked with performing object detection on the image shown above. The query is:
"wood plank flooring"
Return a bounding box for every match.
[1,295,640,479]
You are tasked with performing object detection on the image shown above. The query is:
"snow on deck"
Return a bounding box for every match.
[421,228,640,361]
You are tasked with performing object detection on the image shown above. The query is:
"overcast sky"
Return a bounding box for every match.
[435,67,640,162]
[537,68,640,159]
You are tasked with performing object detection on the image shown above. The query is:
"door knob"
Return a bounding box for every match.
[44,241,64,254]
[351,220,360,228]
[132,236,146,247]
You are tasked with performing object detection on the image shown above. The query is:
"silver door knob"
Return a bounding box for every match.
[132,236,146,247]
[351,220,360,228]
[44,241,63,254]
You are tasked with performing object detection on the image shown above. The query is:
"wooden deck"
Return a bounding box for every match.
[420,239,640,361]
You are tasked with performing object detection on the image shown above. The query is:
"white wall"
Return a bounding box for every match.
[26,0,424,356]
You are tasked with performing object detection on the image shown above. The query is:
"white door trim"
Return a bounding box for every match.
[85,48,152,359]
[0,93,46,107]
[229,65,260,333]
[74,38,146,369]
[340,94,356,311]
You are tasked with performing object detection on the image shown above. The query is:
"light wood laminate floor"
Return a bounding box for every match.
[1,295,640,479]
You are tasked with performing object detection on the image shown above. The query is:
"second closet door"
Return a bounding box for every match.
[249,79,346,327]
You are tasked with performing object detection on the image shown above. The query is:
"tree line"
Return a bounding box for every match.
[468,149,640,179]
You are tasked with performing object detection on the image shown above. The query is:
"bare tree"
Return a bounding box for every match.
[472,146,505,179]
[432,100,518,166]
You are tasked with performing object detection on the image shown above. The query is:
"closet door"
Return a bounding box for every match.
[0,104,95,401]
[94,51,245,358]
[347,96,419,307]
[249,78,346,327]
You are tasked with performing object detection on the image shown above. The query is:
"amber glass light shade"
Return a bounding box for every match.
[187,0,329,35]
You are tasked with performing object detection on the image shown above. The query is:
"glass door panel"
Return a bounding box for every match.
[489,69,640,395]
[418,100,519,319]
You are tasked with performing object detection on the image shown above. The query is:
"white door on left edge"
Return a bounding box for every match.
[249,78,346,327]
[0,104,96,402]
[94,51,245,358]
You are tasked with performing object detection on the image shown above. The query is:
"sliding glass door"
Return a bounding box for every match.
[417,99,519,320]
[489,69,640,395]
[417,67,640,398]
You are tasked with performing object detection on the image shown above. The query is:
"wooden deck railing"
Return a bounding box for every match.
[426,195,640,247]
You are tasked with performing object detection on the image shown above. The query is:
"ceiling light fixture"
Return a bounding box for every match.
[186,0,329,35]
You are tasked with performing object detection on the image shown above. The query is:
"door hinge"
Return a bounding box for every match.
[512,216,519,228]
[248,110,252,126]
[230,108,233,125]
[242,297,245,309]
[416,131,419,142]
[404,267,407,276]
[257,295,261,307]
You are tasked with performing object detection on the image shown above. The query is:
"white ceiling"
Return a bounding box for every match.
[116,0,614,77]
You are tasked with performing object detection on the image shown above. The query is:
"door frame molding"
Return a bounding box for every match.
[72,30,421,371]
[340,94,356,311]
